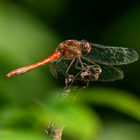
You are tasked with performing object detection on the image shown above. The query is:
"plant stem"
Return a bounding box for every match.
[45,123,64,140]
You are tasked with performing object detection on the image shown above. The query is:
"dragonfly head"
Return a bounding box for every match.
[80,40,91,54]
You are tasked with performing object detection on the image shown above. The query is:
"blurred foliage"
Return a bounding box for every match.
[79,88,140,121]
[0,0,140,140]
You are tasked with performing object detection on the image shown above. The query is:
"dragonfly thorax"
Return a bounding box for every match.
[56,40,91,60]
[56,40,82,60]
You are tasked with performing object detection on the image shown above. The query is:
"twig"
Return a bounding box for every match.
[45,123,65,140]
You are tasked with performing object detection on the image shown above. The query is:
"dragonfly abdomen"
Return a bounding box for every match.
[6,51,62,77]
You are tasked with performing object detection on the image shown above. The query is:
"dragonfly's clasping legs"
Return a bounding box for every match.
[75,59,82,70]
[75,58,88,70]
[78,57,84,69]
[82,56,96,65]
[65,58,75,75]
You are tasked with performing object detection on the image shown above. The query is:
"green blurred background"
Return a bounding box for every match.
[0,0,140,140]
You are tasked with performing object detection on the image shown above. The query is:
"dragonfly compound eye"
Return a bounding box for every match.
[80,40,91,54]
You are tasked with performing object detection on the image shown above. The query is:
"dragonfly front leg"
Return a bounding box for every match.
[77,57,84,69]
[75,59,82,70]
[75,57,89,70]
[65,59,75,75]
[64,59,76,90]
[81,56,96,65]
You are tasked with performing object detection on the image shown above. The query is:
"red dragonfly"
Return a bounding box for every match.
[6,40,139,83]
[6,40,91,77]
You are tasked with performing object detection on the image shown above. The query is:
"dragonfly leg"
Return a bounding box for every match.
[77,57,84,69]
[65,58,75,75]
[82,56,96,65]
[75,58,88,70]
[75,59,82,70]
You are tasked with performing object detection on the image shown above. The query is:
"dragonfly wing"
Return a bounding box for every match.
[49,62,58,78]
[97,64,124,81]
[86,43,139,65]
[53,60,69,75]
[53,59,124,81]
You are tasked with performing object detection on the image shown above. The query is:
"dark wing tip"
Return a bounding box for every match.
[127,48,139,62]
[121,48,139,65]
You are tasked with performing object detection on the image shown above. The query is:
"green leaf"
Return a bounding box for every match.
[79,88,140,121]
[99,120,140,140]
[0,130,47,140]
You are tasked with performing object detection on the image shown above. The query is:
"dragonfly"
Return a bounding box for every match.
[6,40,139,87]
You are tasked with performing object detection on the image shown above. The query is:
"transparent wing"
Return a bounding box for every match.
[97,64,124,81]
[50,60,69,78]
[86,43,139,65]
[53,59,124,81]
[49,62,58,78]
